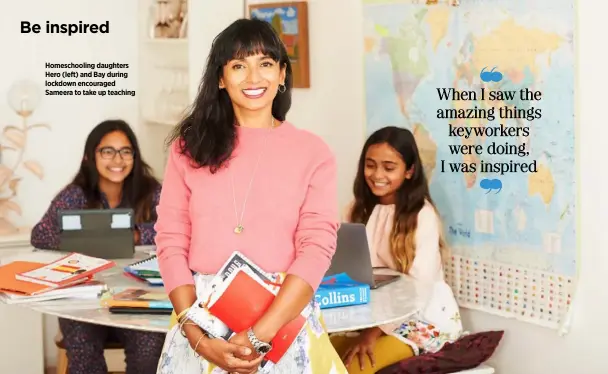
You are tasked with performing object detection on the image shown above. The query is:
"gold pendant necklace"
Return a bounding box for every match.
[230,118,275,234]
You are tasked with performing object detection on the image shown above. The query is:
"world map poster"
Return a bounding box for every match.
[363,0,576,330]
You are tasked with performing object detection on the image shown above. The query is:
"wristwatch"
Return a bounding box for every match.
[247,328,272,354]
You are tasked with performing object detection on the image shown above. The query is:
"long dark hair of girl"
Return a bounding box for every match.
[167,18,293,173]
[71,119,160,225]
[350,126,446,273]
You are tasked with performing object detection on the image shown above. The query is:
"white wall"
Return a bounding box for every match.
[0,0,140,367]
[196,1,607,373]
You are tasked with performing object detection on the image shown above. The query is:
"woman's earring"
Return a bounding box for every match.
[278,84,286,93]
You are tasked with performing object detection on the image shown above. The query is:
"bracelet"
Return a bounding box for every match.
[193,335,205,358]
[176,307,191,323]
[180,320,212,340]
[179,321,198,337]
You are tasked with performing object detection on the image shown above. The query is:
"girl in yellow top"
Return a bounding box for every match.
[331,126,463,374]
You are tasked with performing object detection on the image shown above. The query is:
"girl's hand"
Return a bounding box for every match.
[342,327,384,371]
[133,228,141,244]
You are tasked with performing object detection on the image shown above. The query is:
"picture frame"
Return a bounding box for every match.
[248,1,310,88]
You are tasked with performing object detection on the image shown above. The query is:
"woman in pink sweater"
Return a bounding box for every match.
[155,19,346,374]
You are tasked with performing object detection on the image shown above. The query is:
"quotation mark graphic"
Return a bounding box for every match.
[480,67,503,82]
[480,178,502,194]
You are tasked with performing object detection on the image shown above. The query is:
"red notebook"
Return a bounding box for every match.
[208,270,305,363]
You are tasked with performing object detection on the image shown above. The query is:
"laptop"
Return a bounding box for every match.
[57,208,135,259]
[325,223,400,289]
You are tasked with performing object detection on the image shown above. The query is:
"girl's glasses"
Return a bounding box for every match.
[98,147,134,160]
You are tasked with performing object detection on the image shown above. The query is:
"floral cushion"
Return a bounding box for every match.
[375,330,504,374]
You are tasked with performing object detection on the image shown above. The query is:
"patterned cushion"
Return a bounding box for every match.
[375,330,504,374]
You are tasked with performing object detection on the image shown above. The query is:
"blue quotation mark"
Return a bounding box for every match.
[480,178,502,194]
[480,67,503,82]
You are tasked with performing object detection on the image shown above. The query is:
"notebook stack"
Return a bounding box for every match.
[0,253,112,304]
[102,288,172,315]
[123,256,163,286]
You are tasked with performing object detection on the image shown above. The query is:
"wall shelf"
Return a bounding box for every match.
[138,0,190,179]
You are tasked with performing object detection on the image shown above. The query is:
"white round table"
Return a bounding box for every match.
[2,249,423,334]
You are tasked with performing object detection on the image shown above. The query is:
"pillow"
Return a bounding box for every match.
[376,330,504,374]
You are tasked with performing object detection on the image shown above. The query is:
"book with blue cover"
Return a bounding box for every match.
[315,273,371,309]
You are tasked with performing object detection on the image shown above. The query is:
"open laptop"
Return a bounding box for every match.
[57,208,135,259]
[325,223,400,289]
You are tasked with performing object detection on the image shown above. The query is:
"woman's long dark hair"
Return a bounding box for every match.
[72,119,160,224]
[167,18,293,173]
[350,126,446,273]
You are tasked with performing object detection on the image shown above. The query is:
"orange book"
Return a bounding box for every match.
[15,253,114,288]
[208,269,306,364]
[0,261,93,296]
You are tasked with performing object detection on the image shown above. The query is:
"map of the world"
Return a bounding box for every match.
[363,0,575,328]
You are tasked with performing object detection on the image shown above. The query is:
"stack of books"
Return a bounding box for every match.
[0,253,113,303]
[123,256,163,286]
[101,288,172,315]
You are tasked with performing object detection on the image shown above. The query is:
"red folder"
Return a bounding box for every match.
[208,270,305,363]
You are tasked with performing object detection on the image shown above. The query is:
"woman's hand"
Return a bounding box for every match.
[199,337,263,374]
[184,325,262,373]
[228,330,260,361]
[342,327,384,371]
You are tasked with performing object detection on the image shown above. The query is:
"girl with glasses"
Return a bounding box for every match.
[30,119,166,374]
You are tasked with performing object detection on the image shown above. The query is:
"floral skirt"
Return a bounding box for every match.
[156,274,348,374]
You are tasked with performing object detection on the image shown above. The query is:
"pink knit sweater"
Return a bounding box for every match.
[154,122,339,293]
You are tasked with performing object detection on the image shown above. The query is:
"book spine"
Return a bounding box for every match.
[314,285,370,309]
[103,300,174,309]
[131,270,161,278]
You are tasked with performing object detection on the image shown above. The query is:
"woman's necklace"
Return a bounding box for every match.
[229,118,275,234]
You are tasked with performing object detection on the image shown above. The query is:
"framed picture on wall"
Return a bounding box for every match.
[248,1,310,88]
